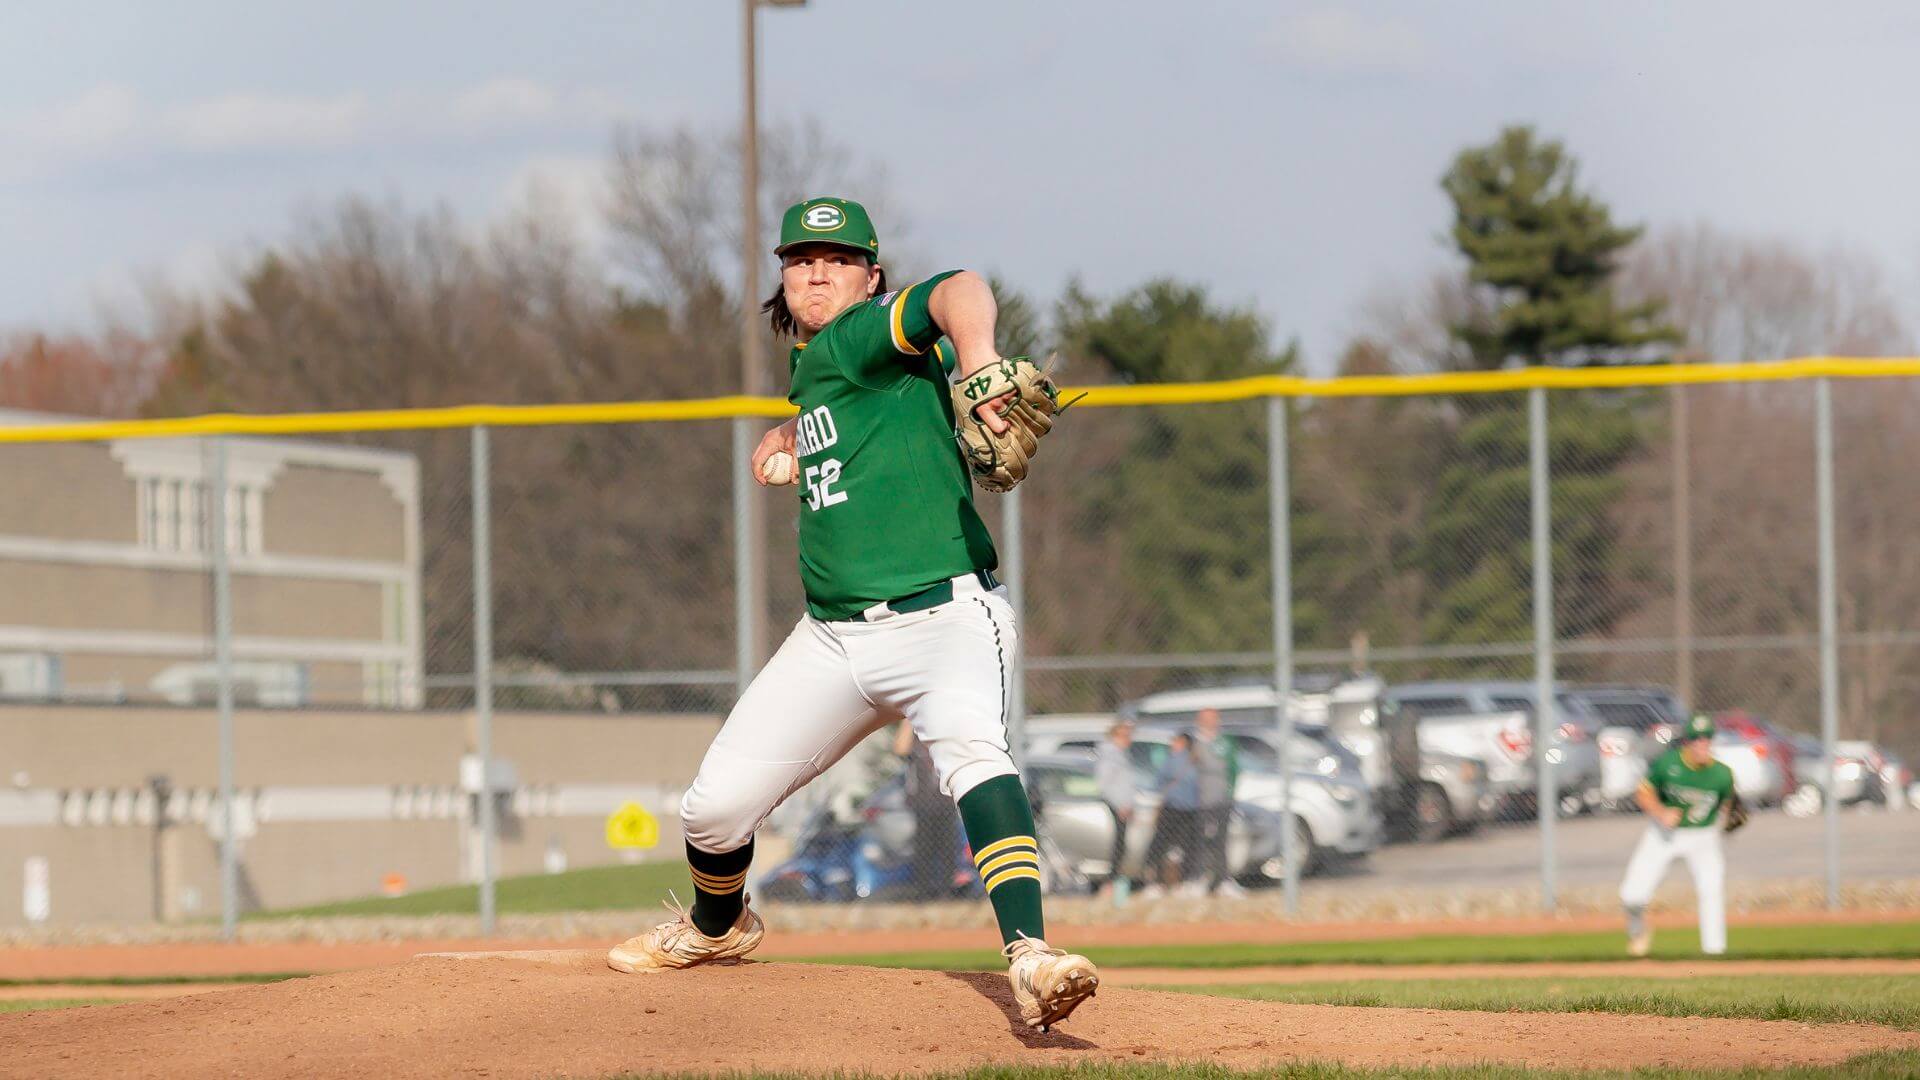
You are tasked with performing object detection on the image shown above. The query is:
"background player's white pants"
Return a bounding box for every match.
[681,576,1018,854]
[1619,824,1726,954]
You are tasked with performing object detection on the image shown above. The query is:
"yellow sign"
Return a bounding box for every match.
[605,802,659,850]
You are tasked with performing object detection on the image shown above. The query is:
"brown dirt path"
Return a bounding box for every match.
[7,907,1911,981]
[10,956,1915,1006]
[2,953,1913,1079]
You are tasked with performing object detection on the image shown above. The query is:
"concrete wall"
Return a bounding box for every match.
[0,442,138,542]
[0,704,721,926]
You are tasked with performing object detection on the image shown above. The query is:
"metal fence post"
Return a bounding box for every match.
[1530,386,1558,913]
[210,436,237,940]
[1267,395,1299,915]
[1004,485,1027,768]
[1815,378,1841,909]
[733,418,756,698]
[472,425,497,934]
[1671,385,1694,707]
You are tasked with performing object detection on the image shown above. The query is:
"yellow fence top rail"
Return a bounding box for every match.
[2,356,1917,444]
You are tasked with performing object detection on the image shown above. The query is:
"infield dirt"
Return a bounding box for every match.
[3,950,1915,1079]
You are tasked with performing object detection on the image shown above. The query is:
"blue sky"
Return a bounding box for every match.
[3,1,1917,369]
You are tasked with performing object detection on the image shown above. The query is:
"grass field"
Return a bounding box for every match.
[608,1054,1920,1079]
[1174,973,1920,1029]
[0,999,123,1013]
[808,920,1920,971]
[251,860,692,918]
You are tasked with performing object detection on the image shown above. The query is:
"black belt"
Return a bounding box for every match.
[846,569,999,622]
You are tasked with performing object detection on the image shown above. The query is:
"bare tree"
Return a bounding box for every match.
[1613,230,1920,756]
[1620,224,1913,362]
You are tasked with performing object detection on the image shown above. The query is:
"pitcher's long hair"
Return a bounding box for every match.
[763,263,887,339]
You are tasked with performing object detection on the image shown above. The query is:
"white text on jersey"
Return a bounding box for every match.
[796,406,840,457]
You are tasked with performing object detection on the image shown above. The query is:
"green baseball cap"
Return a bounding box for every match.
[1682,714,1715,741]
[774,197,880,259]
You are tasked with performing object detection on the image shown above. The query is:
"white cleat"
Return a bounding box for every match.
[608,894,764,974]
[1628,928,1653,958]
[1004,934,1099,1032]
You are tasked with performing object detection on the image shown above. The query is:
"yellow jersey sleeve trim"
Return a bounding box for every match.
[889,283,924,355]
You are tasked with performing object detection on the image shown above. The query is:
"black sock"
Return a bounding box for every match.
[686,836,753,937]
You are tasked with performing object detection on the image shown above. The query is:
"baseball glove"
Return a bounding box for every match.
[1723,792,1749,834]
[951,356,1071,493]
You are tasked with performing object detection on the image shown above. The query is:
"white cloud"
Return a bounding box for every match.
[10,83,142,151]
[0,78,624,174]
[454,78,561,125]
[504,154,609,242]
[1263,9,1429,75]
[160,92,369,149]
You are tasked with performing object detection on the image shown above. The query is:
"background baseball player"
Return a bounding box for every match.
[607,197,1097,1032]
[1620,713,1744,957]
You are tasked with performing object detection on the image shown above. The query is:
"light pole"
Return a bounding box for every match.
[736,0,805,692]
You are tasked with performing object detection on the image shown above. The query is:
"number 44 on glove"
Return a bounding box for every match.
[951,356,1079,493]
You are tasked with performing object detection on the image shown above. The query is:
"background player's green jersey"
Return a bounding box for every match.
[1644,747,1735,828]
[787,270,997,620]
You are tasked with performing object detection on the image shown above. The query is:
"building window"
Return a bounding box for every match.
[137,478,260,555]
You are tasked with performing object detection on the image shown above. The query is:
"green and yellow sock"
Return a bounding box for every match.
[958,774,1045,946]
[685,837,753,937]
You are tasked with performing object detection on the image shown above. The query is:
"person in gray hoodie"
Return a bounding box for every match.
[1094,720,1141,895]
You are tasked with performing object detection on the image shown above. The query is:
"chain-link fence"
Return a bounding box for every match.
[3,364,1918,935]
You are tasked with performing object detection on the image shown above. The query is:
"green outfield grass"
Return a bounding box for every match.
[0,998,125,1013]
[0,973,302,989]
[1175,973,1920,1030]
[626,1051,1920,1080]
[808,920,1920,971]
[248,859,692,919]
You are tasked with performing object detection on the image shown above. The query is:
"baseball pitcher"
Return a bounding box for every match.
[1619,713,1742,956]
[608,197,1096,1031]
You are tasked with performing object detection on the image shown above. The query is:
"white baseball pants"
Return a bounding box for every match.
[680,574,1019,854]
[1619,824,1727,954]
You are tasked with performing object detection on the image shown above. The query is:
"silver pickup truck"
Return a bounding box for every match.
[1384,681,1605,819]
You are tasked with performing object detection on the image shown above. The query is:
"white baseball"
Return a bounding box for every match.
[761,450,798,486]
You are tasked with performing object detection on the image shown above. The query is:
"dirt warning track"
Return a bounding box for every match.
[3,951,1912,1079]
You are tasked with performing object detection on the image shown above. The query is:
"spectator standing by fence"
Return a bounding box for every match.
[1191,709,1243,898]
[1142,731,1201,897]
[1095,720,1140,901]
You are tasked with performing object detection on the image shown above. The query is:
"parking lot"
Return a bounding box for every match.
[1359,806,1918,890]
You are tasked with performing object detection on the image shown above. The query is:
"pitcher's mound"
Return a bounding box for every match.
[3,950,1913,1078]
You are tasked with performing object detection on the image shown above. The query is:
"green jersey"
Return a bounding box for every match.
[1644,747,1735,828]
[787,270,997,620]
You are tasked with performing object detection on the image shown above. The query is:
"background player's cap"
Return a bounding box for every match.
[1682,714,1715,741]
[775,197,880,259]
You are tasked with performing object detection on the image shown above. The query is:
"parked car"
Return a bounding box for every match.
[1711,710,1798,806]
[1848,743,1913,808]
[1384,681,1605,818]
[760,788,974,903]
[1120,678,1487,842]
[1562,685,1690,811]
[1023,715,1380,874]
[1020,752,1298,885]
[1788,734,1871,808]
